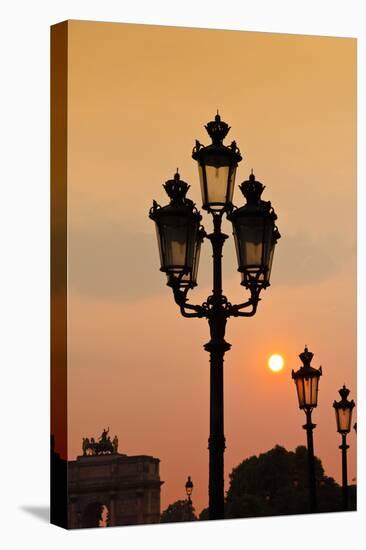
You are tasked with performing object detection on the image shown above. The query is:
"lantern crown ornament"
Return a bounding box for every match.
[163,170,190,203]
[292,346,322,410]
[240,170,266,204]
[205,112,231,144]
[333,385,355,434]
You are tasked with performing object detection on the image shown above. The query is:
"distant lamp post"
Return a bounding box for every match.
[185,476,194,502]
[150,114,280,520]
[292,346,322,513]
[333,385,355,511]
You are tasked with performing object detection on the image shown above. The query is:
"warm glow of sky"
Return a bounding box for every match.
[65,20,356,514]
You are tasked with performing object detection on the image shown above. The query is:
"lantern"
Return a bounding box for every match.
[185,476,193,500]
[149,172,202,281]
[333,385,355,434]
[292,346,322,410]
[228,171,280,290]
[192,113,242,212]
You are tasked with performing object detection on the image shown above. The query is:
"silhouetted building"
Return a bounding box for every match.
[68,452,163,528]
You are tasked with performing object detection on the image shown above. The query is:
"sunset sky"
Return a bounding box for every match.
[64,20,356,513]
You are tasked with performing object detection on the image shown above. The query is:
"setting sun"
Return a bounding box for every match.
[268,354,284,372]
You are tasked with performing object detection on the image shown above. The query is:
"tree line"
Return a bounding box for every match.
[160,445,356,522]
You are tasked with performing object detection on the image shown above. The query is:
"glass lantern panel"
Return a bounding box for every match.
[303,376,312,407]
[267,241,276,282]
[295,377,305,408]
[178,236,201,287]
[160,215,195,272]
[236,218,264,267]
[302,375,318,408]
[228,165,236,203]
[165,228,186,270]
[155,225,164,269]
[336,407,352,433]
[192,237,202,284]
[310,376,319,407]
[198,165,206,207]
[205,165,230,209]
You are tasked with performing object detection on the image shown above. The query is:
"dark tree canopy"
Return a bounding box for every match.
[225,445,355,518]
[160,499,197,523]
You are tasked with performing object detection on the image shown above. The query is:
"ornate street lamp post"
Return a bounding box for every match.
[292,346,322,513]
[150,114,280,520]
[333,385,355,511]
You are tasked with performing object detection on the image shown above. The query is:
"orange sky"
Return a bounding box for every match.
[64,20,356,513]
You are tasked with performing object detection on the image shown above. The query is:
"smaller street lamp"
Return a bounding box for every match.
[333,385,355,511]
[292,346,322,512]
[185,476,194,521]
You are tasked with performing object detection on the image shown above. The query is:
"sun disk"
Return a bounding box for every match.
[268,354,284,372]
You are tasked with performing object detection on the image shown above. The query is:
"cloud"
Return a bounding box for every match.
[270,232,355,287]
[68,221,355,302]
[69,221,165,301]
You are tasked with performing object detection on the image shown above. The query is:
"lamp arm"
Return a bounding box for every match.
[170,283,206,318]
[228,290,261,317]
[180,303,205,318]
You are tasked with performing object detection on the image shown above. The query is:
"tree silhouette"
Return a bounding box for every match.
[160,499,197,523]
[225,445,355,518]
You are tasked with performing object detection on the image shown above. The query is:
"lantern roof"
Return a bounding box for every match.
[239,170,266,204]
[228,171,278,221]
[205,112,231,144]
[163,170,190,203]
[333,385,355,410]
[292,346,322,380]
[192,113,242,165]
[149,171,202,222]
[185,475,193,489]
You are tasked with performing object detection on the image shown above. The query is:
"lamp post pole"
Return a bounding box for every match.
[340,433,349,511]
[205,213,231,519]
[303,409,317,513]
[150,114,280,521]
